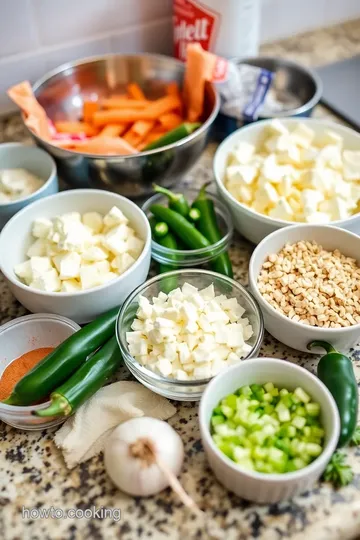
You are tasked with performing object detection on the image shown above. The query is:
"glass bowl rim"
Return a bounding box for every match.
[116,268,265,387]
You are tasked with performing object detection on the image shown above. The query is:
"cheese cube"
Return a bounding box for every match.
[138,296,153,318]
[30,268,61,292]
[232,142,255,165]
[301,189,324,216]
[27,238,47,258]
[253,182,279,212]
[276,145,301,165]
[290,123,315,149]
[343,150,360,181]
[126,236,144,257]
[61,279,81,292]
[164,342,178,362]
[54,252,81,280]
[103,206,128,228]
[131,319,144,331]
[14,260,32,284]
[265,119,289,137]
[227,352,241,365]
[211,359,228,376]
[174,370,189,381]
[319,197,351,221]
[82,212,103,234]
[103,225,129,255]
[111,253,136,274]
[156,357,173,377]
[79,264,102,290]
[227,324,245,347]
[178,342,191,364]
[268,197,294,222]
[317,130,343,148]
[32,218,53,239]
[29,256,52,279]
[305,211,331,224]
[243,325,254,340]
[316,145,342,170]
[57,221,93,252]
[181,283,199,297]
[193,363,212,379]
[82,246,109,262]
[188,292,205,309]
[226,164,258,185]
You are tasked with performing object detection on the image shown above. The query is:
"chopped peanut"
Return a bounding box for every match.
[257,241,360,327]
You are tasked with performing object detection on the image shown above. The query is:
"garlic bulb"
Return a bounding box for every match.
[104,417,201,514]
[104,417,184,497]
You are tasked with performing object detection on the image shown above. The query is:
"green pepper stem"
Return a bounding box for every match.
[153,184,181,203]
[308,341,337,354]
[33,395,71,417]
[197,182,212,200]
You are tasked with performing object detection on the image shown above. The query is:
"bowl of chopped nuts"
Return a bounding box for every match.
[249,224,360,352]
[213,118,360,245]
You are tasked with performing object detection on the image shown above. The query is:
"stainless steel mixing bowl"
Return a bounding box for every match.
[27,54,220,199]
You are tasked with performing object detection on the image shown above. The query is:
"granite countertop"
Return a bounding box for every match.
[1,20,360,540]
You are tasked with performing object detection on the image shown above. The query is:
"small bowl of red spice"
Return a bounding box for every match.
[0,313,80,430]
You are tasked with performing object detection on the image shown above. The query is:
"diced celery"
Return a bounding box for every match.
[214,424,236,437]
[305,402,320,416]
[211,415,225,427]
[306,417,321,427]
[221,405,234,418]
[295,406,306,417]
[213,406,223,415]
[275,438,291,455]
[235,425,246,437]
[233,447,251,462]
[311,426,325,439]
[303,426,311,438]
[280,394,293,408]
[294,387,311,404]
[264,404,275,415]
[233,412,246,426]
[292,416,306,429]
[239,459,255,471]
[276,402,291,423]
[271,388,279,397]
[293,457,307,470]
[285,461,297,472]
[306,443,322,457]
[263,393,273,403]
[239,385,252,397]
[212,434,222,446]
[227,420,236,429]
[217,441,234,458]
[249,431,267,446]
[264,382,274,393]
[249,400,260,409]
[268,447,285,464]
[225,394,238,410]
[279,388,289,397]
[252,446,268,460]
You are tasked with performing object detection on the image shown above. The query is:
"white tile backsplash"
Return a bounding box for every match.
[0,0,359,114]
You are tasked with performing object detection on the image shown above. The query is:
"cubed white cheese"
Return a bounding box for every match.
[81,246,109,262]
[193,363,212,379]
[30,268,61,292]
[103,206,128,228]
[268,197,294,222]
[111,252,136,274]
[61,279,81,292]
[82,212,103,234]
[156,357,173,377]
[211,358,228,376]
[343,150,360,181]
[27,238,47,258]
[14,260,32,284]
[29,256,52,279]
[226,164,258,186]
[232,142,255,165]
[126,236,144,257]
[53,252,81,280]
[32,218,53,239]
[290,123,314,149]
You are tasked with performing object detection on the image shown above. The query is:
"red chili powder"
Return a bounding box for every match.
[0,348,54,401]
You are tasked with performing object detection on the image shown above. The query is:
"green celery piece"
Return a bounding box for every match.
[306,402,321,416]
[239,385,252,397]
[225,394,238,410]
[264,382,274,393]
[221,405,234,418]
[294,387,311,404]
[213,406,222,415]
[211,415,225,427]
[296,406,307,417]
[218,441,234,459]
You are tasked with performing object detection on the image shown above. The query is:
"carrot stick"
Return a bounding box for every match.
[93,95,182,127]
[101,98,149,109]
[58,136,137,155]
[166,82,181,96]
[83,101,99,123]
[98,124,127,137]
[159,113,182,130]
[131,120,155,137]
[54,121,98,136]
[127,83,146,100]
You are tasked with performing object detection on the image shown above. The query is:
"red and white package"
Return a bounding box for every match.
[173,0,260,61]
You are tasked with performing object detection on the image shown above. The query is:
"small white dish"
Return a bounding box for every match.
[199,358,340,503]
[0,189,151,323]
[248,224,360,352]
[213,118,360,244]
[0,313,80,430]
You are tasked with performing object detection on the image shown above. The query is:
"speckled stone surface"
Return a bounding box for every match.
[1,20,360,540]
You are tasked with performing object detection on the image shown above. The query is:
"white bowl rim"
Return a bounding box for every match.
[0,312,81,412]
[116,268,264,386]
[29,52,220,159]
[0,188,151,297]
[0,142,57,207]
[213,117,360,227]
[199,357,340,482]
[248,223,360,335]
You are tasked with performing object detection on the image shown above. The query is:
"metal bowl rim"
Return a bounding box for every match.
[28,53,220,159]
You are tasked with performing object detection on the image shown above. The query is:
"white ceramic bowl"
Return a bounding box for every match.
[0,189,151,324]
[213,118,360,244]
[199,358,340,503]
[0,313,80,430]
[249,224,360,352]
[0,143,58,230]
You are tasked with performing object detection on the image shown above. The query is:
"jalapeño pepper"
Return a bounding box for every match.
[153,184,190,217]
[308,340,358,447]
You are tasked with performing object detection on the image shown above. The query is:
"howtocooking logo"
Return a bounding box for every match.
[22,505,121,521]
[173,0,221,61]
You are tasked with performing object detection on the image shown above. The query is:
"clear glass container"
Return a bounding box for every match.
[0,313,80,430]
[141,188,233,268]
[116,269,264,401]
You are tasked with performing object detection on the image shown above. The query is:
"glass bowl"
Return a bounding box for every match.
[116,269,264,401]
[0,313,80,430]
[141,188,234,268]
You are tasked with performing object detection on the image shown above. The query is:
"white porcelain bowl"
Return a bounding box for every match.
[0,313,80,430]
[213,118,360,244]
[0,189,151,324]
[249,224,360,352]
[199,358,340,503]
